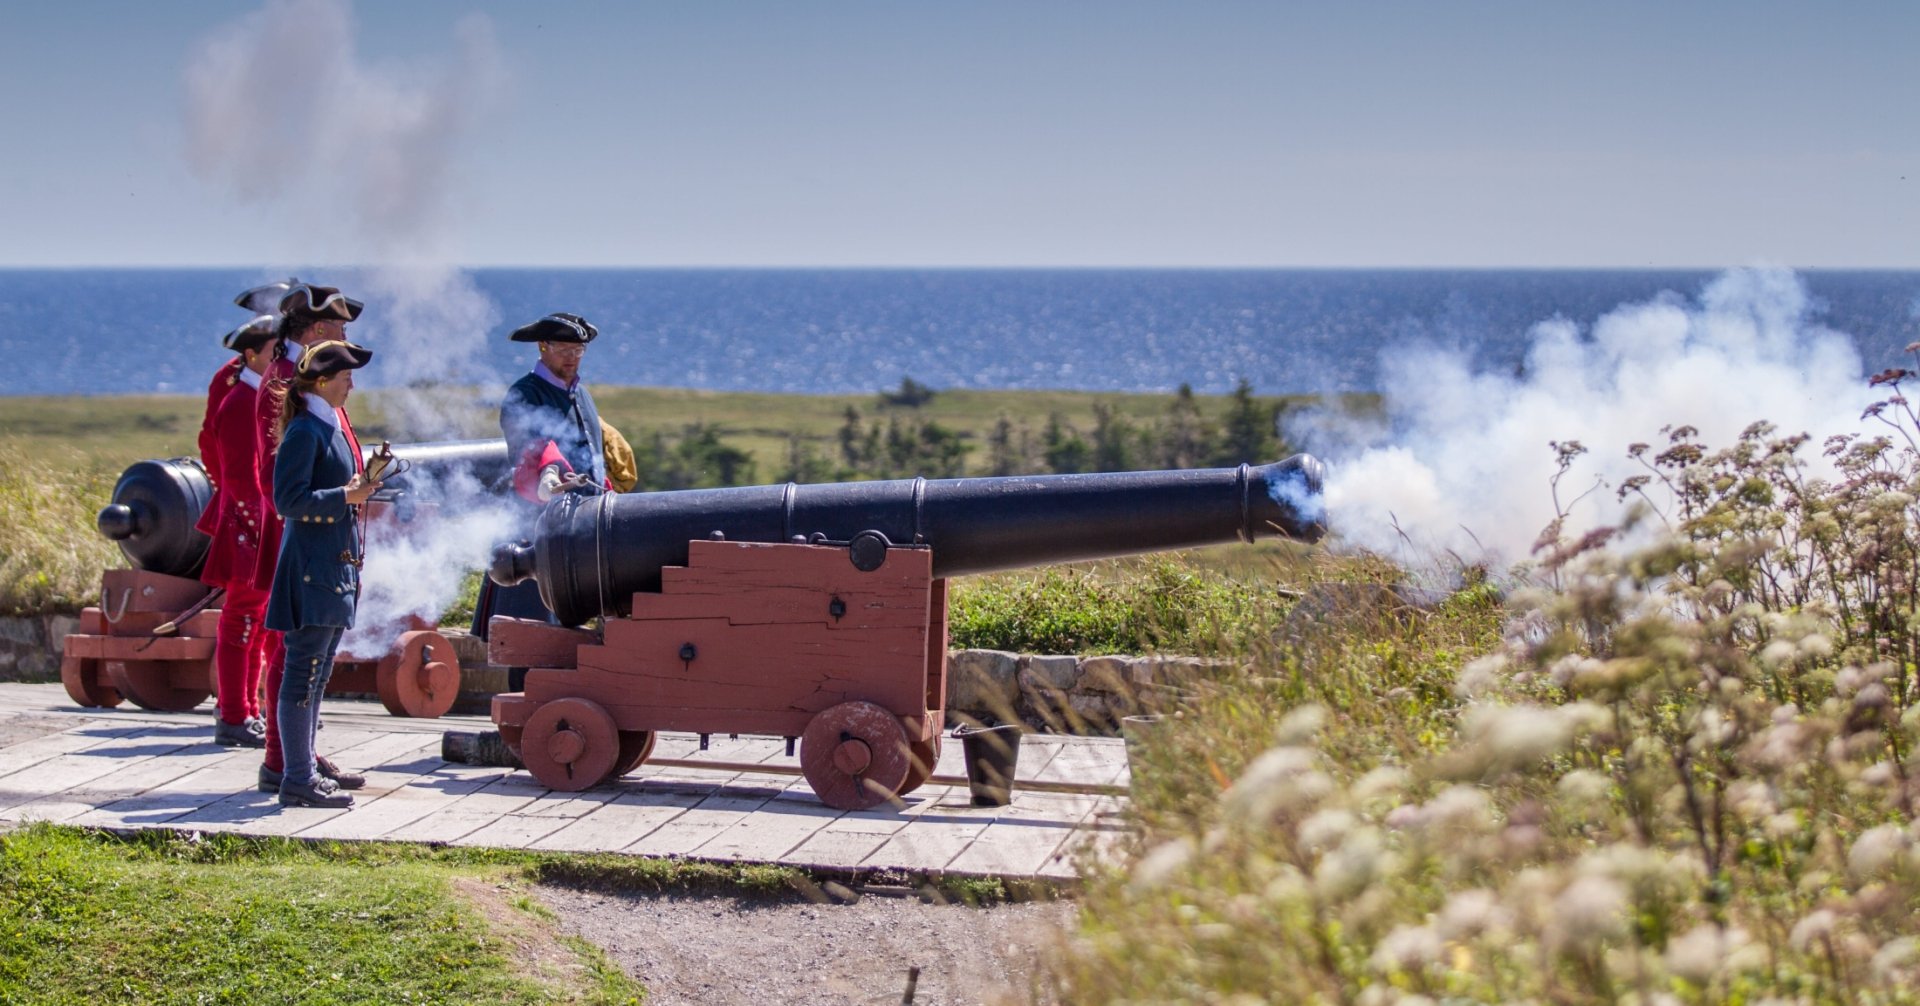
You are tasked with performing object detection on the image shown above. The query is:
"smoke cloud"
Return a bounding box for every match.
[1307,267,1875,568]
[184,0,517,646]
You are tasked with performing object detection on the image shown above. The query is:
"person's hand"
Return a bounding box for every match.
[554,472,595,494]
[344,474,383,505]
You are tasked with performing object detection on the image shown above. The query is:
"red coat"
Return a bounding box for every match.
[196,357,246,499]
[251,356,364,591]
[198,376,265,587]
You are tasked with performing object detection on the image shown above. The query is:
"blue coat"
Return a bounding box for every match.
[265,408,362,631]
[502,371,605,487]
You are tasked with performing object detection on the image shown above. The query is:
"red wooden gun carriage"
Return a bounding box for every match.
[485,457,1328,810]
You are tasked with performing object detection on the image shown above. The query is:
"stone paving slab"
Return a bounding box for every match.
[0,682,1130,882]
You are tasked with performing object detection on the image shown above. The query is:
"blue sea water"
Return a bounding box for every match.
[1,268,1915,397]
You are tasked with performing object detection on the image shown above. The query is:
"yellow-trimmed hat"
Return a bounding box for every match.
[296,340,373,379]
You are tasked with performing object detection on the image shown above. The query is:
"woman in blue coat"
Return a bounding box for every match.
[265,340,382,808]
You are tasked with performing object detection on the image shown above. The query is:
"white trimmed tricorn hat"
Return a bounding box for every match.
[222,314,281,353]
[279,283,364,324]
[234,277,299,315]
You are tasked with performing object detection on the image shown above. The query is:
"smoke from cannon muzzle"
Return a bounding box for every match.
[96,439,513,578]
[490,454,1329,627]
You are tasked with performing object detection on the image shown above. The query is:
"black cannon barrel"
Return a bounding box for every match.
[97,438,511,578]
[491,455,1327,627]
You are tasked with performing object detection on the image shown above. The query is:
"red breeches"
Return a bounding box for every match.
[213,581,271,726]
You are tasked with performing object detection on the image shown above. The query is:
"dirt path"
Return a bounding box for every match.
[537,884,1073,1006]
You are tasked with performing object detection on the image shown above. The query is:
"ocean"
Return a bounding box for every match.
[1,268,1916,397]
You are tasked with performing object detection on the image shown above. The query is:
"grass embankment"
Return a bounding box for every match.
[1037,394,1920,1002]
[0,825,648,1005]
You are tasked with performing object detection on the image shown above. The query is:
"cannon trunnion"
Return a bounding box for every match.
[487,455,1328,810]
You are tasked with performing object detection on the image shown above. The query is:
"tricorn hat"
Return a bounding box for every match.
[234,277,299,315]
[509,312,598,344]
[279,283,364,323]
[222,314,281,353]
[295,340,374,380]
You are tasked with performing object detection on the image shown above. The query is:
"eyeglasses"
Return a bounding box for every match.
[541,342,587,356]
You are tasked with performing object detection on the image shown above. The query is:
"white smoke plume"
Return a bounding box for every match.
[1308,268,1877,569]
[184,0,518,645]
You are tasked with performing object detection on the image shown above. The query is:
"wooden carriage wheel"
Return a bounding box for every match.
[898,734,941,797]
[61,654,122,708]
[799,701,913,811]
[108,658,212,712]
[519,697,621,792]
[375,629,460,718]
[611,730,657,778]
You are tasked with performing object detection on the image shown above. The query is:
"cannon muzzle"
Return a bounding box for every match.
[495,455,1327,627]
[98,439,512,578]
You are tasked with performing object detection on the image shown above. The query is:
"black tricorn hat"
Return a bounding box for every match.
[509,312,598,344]
[280,283,364,323]
[234,277,299,315]
[295,340,374,380]
[222,314,281,353]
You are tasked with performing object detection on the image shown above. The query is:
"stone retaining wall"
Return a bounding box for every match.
[946,648,1236,733]
[3,617,1219,733]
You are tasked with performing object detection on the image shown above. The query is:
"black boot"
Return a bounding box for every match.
[280,776,353,809]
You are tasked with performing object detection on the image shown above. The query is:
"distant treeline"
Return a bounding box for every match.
[624,378,1295,490]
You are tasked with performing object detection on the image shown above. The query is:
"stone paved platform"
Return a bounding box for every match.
[0,683,1128,882]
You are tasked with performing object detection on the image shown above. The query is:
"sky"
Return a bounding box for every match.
[1,1,1915,269]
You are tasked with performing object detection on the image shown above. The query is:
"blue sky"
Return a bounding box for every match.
[1,1,1915,268]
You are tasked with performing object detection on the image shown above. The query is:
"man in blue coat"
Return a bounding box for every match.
[472,313,608,646]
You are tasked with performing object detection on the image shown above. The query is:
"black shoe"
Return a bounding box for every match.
[215,718,266,749]
[258,763,282,793]
[317,755,365,790]
[245,716,267,738]
[280,777,353,809]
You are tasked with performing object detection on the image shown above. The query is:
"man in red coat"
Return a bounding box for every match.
[252,283,368,793]
[200,315,281,746]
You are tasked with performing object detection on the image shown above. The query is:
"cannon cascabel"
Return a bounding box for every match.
[490,455,1328,627]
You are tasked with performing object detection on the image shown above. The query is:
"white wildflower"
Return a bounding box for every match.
[1371,924,1444,972]
[1275,704,1326,746]
[1221,746,1332,823]
[1560,701,1613,735]
[1556,769,1612,806]
[1798,634,1832,658]
[1437,888,1508,940]
[1764,812,1803,839]
[1871,937,1919,985]
[1861,761,1897,788]
[1454,654,1508,698]
[1788,909,1836,952]
[1549,875,1628,950]
[1666,924,1747,986]
[1128,838,1195,892]
[1760,640,1798,669]
[1726,780,1777,823]
[1463,703,1576,773]
[1314,826,1388,901]
[1298,808,1356,854]
[1848,825,1912,880]
[1351,765,1409,805]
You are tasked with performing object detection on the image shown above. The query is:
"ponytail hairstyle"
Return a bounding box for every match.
[274,372,323,446]
[275,313,319,362]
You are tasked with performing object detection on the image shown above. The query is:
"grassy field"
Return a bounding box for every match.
[0,383,1370,478]
[0,383,1367,617]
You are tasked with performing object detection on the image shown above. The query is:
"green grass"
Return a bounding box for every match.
[0,825,647,1005]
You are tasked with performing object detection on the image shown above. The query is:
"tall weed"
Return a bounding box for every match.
[1039,365,1920,1004]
